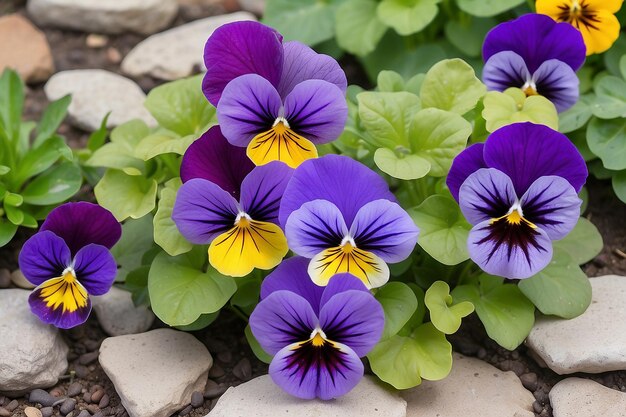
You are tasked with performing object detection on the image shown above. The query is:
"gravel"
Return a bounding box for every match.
[29,389,58,407]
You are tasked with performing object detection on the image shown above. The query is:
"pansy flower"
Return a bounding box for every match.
[250,257,384,400]
[279,155,419,289]
[18,202,121,329]
[447,122,587,279]
[203,21,348,168]
[482,14,585,112]
[537,0,623,55]
[173,126,293,277]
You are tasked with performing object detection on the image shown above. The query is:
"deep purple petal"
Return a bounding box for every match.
[260,256,325,314]
[19,231,71,286]
[29,286,92,329]
[520,176,581,240]
[532,59,579,113]
[285,200,348,258]
[180,126,254,200]
[217,74,282,148]
[73,244,117,296]
[279,155,396,227]
[202,21,283,106]
[319,290,384,357]
[482,51,530,92]
[446,143,487,202]
[284,79,348,144]
[483,123,588,195]
[459,168,517,225]
[269,339,364,400]
[278,41,347,98]
[349,199,418,263]
[483,14,585,73]
[41,202,121,255]
[240,161,293,224]
[249,291,317,355]
[468,218,553,279]
[172,178,239,244]
[319,274,369,315]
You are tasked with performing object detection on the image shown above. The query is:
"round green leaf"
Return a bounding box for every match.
[86,120,148,173]
[263,0,337,46]
[111,214,155,282]
[377,70,405,92]
[94,169,158,221]
[457,0,524,17]
[420,58,486,115]
[175,312,219,331]
[482,88,559,133]
[375,282,418,340]
[444,18,496,57]
[587,117,626,170]
[377,0,440,36]
[425,281,474,334]
[154,178,193,256]
[374,148,431,180]
[21,162,82,205]
[336,0,387,56]
[553,217,603,265]
[559,95,593,134]
[591,76,626,119]
[612,170,626,204]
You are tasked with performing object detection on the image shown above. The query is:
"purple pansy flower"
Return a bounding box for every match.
[173,126,293,277]
[250,257,384,400]
[279,155,419,289]
[482,13,586,112]
[203,21,348,168]
[447,122,587,279]
[18,202,121,329]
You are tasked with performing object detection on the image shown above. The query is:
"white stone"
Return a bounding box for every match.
[44,70,156,131]
[0,289,69,395]
[402,353,535,417]
[208,375,406,417]
[91,287,155,336]
[99,329,212,417]
[27,0,178,35]
[238,0,265,15]
[121,12,256,81]
[526,275,626,374]
[550,377,626,417]
[10,269,35,289]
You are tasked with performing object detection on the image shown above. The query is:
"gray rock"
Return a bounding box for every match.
[121,12,255,80]
[238,0,265,15]
[99,329,213,417]
[207,375,406,417]
[10,269,35,289]
[92,287,154,336]
[27,0,178,35]
[402,353,535,417]
[60,398,76,415]
[526,275,626,374]
[550,377,626,417]
[0,290,69,395]
[28,390,58,407]
[44,70,156,131]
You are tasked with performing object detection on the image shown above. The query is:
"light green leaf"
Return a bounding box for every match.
[377,70,405,92]
[94,170,158,221]
[613,170,626,204]
[452,274,535,350]
[263,0,338,46]
[124,266,150,307]
[375,282,418,340]
[154,178,193,256]
[4,203,24,225]
[457,0,524,17]
[34,94,71,147]
[425,281,474,334]
[335,0,387,56]
[0,68,24,142]
[553,217,603,265]
[368,323,452,389]
[377,0,440,36]
[420,59,486,115]
[620,55,626,80]
[246,324,273,364]
[148,249,237,326]
[86,120,148,174]
[587,117,626,170]
[444,18,497,57]
[482,88,559,132]
[559,95,593,134]
[111,215,155,282]
[518,249,592,319]
[13,136,71,184]
[0,219,18,247]
[21,162,82,205]
[175,312,219,331]
[135,132,196,160]
[410,195,471,265]
[591,76,626,119]
[374,148,431,180]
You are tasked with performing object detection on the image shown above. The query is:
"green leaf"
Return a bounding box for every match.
[246,324,273,364]
[452,274,535,350]
[4,203,24,225]
[457,0,524,17]
[0,166,9,175]
[0,68,24,142]
[14,136,72,184]
[377,0,440,36]
[482,88,559,132]
[87,113,110,152]
[553,217,603,265]
[175,312,219,331]
[34,95,70,147]
[21,162,82,205]
[0,219,18,247]
[591,76,626,119]
[231,278,261,312]
[374,148,431,180]
[368,323,452,389]
[148,249,237,326]
[408,108,472,176]
[377,70,405,92]
[612,170,626,204]
[135,132,196,160]
[410,195,471,265]
[444,18,497,57]
[124,266,151,307]
[144,75,216,136]
[518,249,592,319]
[375,282,418,340]
[335,0,387,56]
[425,281,474,334]
[587,117,626,170]
[604,34,626,77]
[559,95,593,134]
[420,59,486,115]
[94,170,158,221]
[111,215,155,282]
[620,55,626,81]
[86,120,148,174]
[154,178,193,256]
[4,192,22,207]
[263,0,338,46]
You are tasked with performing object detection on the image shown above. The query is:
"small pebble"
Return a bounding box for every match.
[84,339,101,351]
[203,381,227,399]
[41,407,54,417]
[208,364,225,378]
[206,339,228,353]
[86,404,99,414]
[10,269,34,288]
[509,361,525,376]
[6,400,18,411]
[98,394,109,409]
[25,407,43,417]
[532,401,543,414]
[476,347,487,359]
[79,351,99,365]
[74,364,89,378]
[90,385,103,394]
[0,396,6,406]
[106,47,122,64]
[68,382,83,397]
[29,389,58,407]
[217,351,232,363]
[91,389,104,403]
[92,413,104,417]
[0,268,11,288]
[232,358,252,381]
[519,372,538,391]
[60,398,76,415]
[77,410,91,417]
[50,387,64,397]
[83,392,91,403]
[190,391,204,408]
[0,408,10,417]
[511,351,520,360]
[86,34,108,48]
[178,405,192,416]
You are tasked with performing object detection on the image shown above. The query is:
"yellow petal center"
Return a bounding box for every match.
[247,119,318,169]
[39,269,89,313]
[491,206,537,228]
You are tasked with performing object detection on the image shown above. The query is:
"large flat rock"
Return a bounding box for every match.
[526,275,626,374]
[401,353,535,417]
[207,375,407,417]
[0,289,69,396]
[550,378,626,417]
